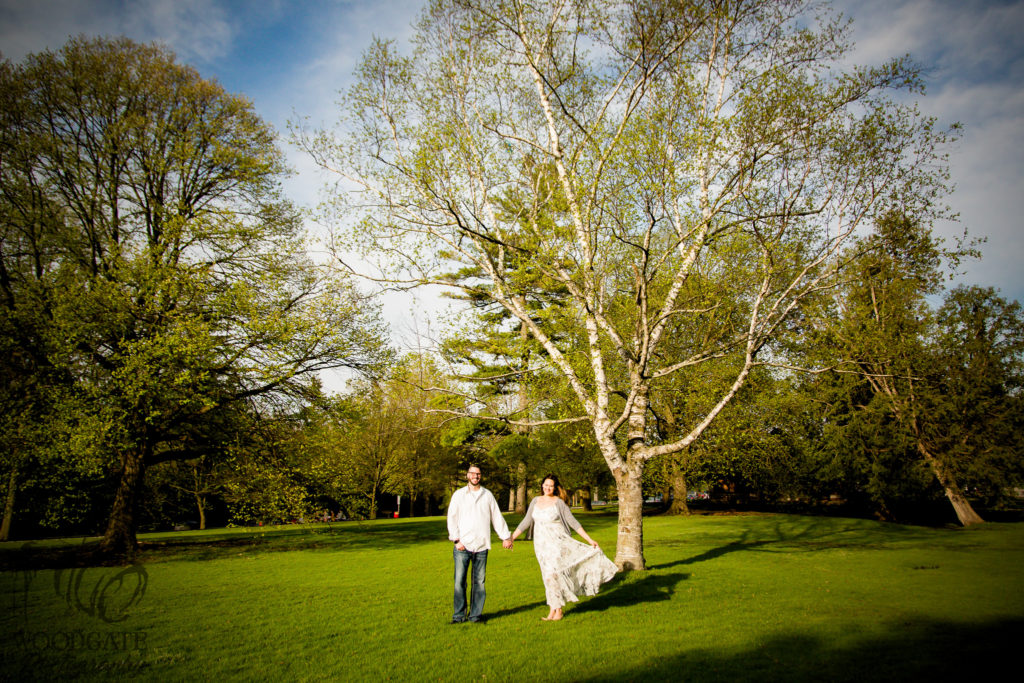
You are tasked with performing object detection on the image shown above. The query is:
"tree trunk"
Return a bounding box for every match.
[196,493,206,530]
[368,477,380,520]
[515,460,527,514]
[918,442,984,526]
[508,487,515,512]
[612,384,651,571]
[580,485,593,512]
[101,451,147,559]
[613,461,646,571]
[0,466,16,541]
[514,320,531,515]
[191,460,207,530]
[666,461,691,516]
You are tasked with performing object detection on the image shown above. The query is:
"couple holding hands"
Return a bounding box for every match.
[447,465,617,623]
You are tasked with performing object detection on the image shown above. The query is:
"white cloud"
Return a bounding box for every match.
[0,0,239,65]
[275,1,425,236]
[0,0,115,60]
[835,0,1024,302]
[288,0,423,120]
[840,0,1024,76]
[121,0,237,64]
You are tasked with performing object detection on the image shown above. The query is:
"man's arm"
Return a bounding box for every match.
[489,492,511,543]
[447,489,461,543]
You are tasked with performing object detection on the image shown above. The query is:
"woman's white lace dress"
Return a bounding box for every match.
[532,504,618,609]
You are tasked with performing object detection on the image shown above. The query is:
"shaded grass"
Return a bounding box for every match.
[2,512,1022,681]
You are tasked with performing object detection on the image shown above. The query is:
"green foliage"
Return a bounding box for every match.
[280,354,462,520]
[930,286,1024,503]
[803,214,1021,523]
[0,37,389,552]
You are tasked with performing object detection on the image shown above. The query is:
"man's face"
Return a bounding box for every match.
[467,467,482,485]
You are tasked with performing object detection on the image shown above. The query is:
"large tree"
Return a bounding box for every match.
[819,216,1023,525]
[932,286,1024,507]
[302,0,955,569]
[0,38,387,556]
[841,214,984,523]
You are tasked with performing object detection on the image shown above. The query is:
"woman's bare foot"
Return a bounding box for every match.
[542,608,563,621]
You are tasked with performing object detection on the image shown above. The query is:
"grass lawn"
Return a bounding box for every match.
[2,510,1023,681]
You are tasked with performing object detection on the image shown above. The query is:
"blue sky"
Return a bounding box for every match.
[2,0,1023,324]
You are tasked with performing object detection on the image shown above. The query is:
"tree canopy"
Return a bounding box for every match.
[300,0,957,569]
[0,37,389,555]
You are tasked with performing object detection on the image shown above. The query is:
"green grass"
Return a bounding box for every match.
[2,511,1023,681]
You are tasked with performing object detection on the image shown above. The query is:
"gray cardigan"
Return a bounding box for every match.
[514,497,582,537]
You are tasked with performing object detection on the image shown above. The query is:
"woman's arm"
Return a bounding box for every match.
[577,526,599,547]
[511,498,536,540]
[557,499,599,547]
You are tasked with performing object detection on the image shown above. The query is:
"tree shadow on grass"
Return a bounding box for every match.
[570,571,690,616]
[482,571,688,621]
[143,519,447,557]
[648,514,958,571]
[649,539,773,570]
[486,600,548,621]
[580,617,1024,682]
[0,519,453,569]
[1,511,629,568]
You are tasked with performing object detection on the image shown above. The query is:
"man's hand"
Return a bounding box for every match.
[502,538,513,550]
[455,541,466,551]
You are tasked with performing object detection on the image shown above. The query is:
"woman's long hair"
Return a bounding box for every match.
[543,474,569,502]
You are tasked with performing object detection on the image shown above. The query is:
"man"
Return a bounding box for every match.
[446,465,512,623]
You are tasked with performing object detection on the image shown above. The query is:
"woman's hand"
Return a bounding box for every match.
[590,540,600,548]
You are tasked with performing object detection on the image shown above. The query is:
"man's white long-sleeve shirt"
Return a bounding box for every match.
[447,485,510,552]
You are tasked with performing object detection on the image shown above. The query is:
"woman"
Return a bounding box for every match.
[510,475,618,621]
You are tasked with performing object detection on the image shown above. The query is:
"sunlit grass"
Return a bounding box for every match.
[2,512,1022,681]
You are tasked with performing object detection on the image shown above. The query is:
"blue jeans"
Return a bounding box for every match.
[452,548,488,622]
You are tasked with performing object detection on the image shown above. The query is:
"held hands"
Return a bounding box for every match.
[502,538,513,550]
